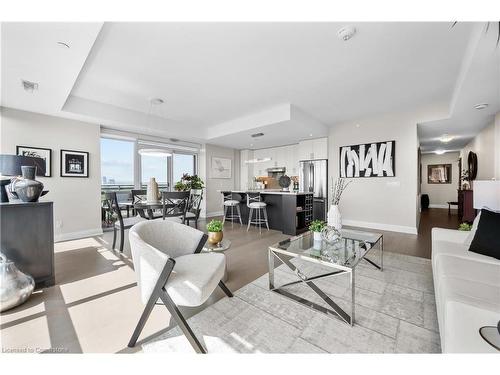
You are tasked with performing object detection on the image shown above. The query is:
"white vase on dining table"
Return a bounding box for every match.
[147,177,159,203]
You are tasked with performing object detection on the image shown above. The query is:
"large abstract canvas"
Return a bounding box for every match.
[340,140,395,178]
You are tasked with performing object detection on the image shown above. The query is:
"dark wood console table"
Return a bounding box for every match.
[457,189,475,223]
[0,201,55,288]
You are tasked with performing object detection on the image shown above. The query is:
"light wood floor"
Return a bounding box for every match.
[0,209,459,353]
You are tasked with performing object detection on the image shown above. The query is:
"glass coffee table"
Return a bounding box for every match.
[268,229,383,326]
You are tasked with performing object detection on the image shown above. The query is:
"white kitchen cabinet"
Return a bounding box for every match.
[298,139,314,161]
[290,144,299,175]
[298,137,327,160]
[274,146,285,168]
[313,137,328,159]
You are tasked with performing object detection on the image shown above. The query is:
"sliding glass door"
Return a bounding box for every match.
[100,136,198,192]
[141,153,170,190]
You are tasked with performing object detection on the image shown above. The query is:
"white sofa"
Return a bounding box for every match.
[431,226,500,353]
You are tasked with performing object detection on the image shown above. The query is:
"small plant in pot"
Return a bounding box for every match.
[309,220,325,241]
[207,219,223,244]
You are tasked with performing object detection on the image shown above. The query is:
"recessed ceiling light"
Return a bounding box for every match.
[309,133,313,137]
[439,134,455,143]
[355,124,360,128]
[57,41,70,49]
[337,26,356,41]
[21,80,38,92]
[250,143,253,147]
[435,150,446,155]
[251,133,264,138]
[474,103,488,110]
[151,98,164,105]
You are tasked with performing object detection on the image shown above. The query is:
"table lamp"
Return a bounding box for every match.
[473,180,500,211]
[0,155,46,202]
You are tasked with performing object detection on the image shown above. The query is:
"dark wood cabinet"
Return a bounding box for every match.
[457,190,475,223]
[0,201,55,288]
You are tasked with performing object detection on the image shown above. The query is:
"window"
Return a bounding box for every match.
[100,138,134,187]
[173,153,195,183]
[141,154,170,188]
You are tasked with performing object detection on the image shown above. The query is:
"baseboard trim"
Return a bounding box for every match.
[201,211,224,219]
[55,228,103,242]
[342,219,418,235]
[429,204,456,209]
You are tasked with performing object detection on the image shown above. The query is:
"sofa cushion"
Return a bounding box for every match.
[432,237,500,267]
[434,253,500,289]
[469,209,500,260]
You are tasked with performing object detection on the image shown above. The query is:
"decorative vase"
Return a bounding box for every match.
[208,231,223,244]
[147,177,159,203]
[9,166,45,202]
[321,226,342,244]
[327,204,342,230]
[0,253,35,312]
[313,231,322,241]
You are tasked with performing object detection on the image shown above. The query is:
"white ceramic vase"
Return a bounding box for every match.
[327,204,342,230]
[147,177,159,203]
[313,231,322,241]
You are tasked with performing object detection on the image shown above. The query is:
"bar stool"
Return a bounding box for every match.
[246,192,269,234]
[222,192,242,228]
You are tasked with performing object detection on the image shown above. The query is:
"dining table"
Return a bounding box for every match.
[124,192,189,220]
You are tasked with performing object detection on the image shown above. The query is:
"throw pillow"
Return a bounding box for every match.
[468,209,500,260]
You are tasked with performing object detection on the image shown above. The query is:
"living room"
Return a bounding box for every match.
[1,1,499,373]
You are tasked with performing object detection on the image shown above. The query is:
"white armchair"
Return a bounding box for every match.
[127,220,232,353]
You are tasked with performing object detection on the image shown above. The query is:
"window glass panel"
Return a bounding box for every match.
[100,138,134,187]
[173,153,195,183]
[141,155,169,188]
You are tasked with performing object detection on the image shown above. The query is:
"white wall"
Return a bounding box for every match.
[328,111,419,234]
[460,120,496,180]
[0,107,102,241]
[199,143,239,218]
[420,152,460,208]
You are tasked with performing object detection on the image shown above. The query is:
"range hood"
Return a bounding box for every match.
[266,167,286,173]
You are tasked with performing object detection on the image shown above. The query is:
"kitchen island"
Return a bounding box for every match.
[221,190,313,235]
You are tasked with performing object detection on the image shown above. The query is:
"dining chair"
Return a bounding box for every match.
[182,190,203,229]
[127,220,233,353]
[104,192,146,252]
[162,191,190,219]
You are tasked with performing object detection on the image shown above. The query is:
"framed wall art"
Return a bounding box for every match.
[339,140,395,178]
[16,145,52,177]
[427,164,452,184]
[60,149,89,178]
[211,156,232,179]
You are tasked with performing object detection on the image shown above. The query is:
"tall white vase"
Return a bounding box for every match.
[327,204,342,230]
[147,177,159,203]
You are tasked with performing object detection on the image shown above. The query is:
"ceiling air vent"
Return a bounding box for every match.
[22,80,38,93]
[251,133,264,138]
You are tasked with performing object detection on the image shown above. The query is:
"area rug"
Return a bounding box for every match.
[142,249,441,353]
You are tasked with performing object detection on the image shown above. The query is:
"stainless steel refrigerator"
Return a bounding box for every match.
[299,159,328,221]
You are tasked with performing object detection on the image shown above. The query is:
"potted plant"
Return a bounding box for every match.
[309,220,325,241]
[174,174,205,193]
[207,219,223,244]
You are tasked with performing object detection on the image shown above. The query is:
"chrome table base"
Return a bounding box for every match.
[268,239,383,326]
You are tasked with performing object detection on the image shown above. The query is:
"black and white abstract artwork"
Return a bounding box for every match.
[340,140,395,178]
